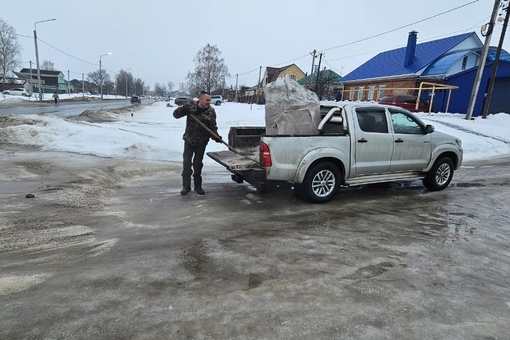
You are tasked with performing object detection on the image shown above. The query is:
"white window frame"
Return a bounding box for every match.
[377,85,386,100]
[367,86,376,101]
[349,88,355,100]
[357,86,364,101]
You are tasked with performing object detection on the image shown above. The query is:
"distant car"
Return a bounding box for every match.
[174,96,193,106]
[3,88,31,97]
[130,96,141,104]
[211,95,224,106]
[378,95,432,112]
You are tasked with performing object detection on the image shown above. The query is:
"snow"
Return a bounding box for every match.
[1,94,509,165]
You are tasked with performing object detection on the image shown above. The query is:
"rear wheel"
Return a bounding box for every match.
[296,162,341,203]
[423,157,454,191]
[215,101,221,106]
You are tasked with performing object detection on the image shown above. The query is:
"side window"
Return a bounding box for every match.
[390,110,424,134]
[356,109,389,133]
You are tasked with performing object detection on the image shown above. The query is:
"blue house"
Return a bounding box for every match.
[341,31,510,115]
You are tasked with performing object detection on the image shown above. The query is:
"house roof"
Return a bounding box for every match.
[341,32,476,82]
[265,64,300,83]
[19,68,64,76]
[297,69,341,85]
[422,46,510,76]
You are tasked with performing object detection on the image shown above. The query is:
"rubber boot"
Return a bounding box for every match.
[194,176,205,195]
[180,176,191,195]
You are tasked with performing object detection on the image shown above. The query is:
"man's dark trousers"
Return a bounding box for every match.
[182,141,206,193]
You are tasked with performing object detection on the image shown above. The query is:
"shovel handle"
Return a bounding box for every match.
[188,113,236,152]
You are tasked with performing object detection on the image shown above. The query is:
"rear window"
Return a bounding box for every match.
[396,95,417,103]
[378,96,393,103]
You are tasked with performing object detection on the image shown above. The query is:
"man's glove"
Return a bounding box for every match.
[213,135,223,143]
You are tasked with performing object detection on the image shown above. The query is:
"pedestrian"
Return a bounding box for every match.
[173,91,222,195]
[52,91,59,105]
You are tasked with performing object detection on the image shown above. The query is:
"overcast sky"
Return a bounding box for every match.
[3,0,509,90]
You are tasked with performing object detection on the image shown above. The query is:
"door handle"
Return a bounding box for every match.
[395,138,404,143]
[357,138,368,143]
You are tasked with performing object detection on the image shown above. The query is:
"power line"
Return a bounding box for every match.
[37,36,97,67]
[232,0,480,78]
[320,0,480,53]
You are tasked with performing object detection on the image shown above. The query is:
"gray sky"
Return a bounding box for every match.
[3,0,508,90]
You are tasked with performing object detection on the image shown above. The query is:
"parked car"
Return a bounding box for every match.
[174,96,193,106]
[378,95,432,112]
[211,95,224,106]
[130,96,141,104]
[3,88,31,97]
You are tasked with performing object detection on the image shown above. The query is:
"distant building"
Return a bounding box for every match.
[15,69,70,94]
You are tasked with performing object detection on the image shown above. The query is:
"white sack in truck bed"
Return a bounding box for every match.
[264,76,320,135]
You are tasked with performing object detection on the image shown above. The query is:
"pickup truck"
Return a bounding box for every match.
[207,102,463,203]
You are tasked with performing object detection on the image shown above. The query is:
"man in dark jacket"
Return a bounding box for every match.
[173,91,221,195]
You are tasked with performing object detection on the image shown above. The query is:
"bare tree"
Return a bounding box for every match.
[167,81,174,92]
[115,69,134,97]
[0,19,21,89]
[313,69,342,100]
[87,69,111,94]
[41,60,55,71]
[186,44,229,94]
[179,82,187,94]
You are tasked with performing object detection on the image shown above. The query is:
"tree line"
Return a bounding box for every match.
[1,17,336,99]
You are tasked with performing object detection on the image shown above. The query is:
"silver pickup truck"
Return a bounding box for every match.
[208,102,463,203]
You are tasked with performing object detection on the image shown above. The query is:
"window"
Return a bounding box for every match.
[357,86,364,101]
[390,110,424,134]
[356,108,388,133]
[377,85,386,100]
[367,86,375,101]
[461,56,468,71]
[290,74,296,80]
[349,88,355,100]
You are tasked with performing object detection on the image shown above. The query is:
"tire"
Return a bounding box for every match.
[298,162,341,203]
[22,93,27,97]
[423,157,454,191]
[215,101,221,106]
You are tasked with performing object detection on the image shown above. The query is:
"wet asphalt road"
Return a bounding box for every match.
[0,154,509,339]
[0,98,155,117]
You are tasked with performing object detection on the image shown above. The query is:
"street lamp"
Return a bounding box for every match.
[99,52,112,99]
[125,67,134,99]
[34,18,56,102]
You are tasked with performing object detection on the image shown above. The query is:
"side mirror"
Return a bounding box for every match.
[425,124,435,134]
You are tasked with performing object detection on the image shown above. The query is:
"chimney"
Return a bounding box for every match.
[404,30,418,67]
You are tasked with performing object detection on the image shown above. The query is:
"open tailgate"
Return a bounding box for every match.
[207,150,260,171]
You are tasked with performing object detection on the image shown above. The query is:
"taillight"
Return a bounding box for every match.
[260,142,272,167]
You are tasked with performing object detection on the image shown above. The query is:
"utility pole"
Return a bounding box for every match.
[482,0,509,118]
[465,0,500,120]
[309,49,317,89]
[257,65,262,104]
[235,74,238,102]
[67,70,70,95]
[34,18,56,102]
[29,61,33,99]
[314,52,323,95]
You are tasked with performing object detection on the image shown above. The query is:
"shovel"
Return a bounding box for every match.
[188,113,258,161]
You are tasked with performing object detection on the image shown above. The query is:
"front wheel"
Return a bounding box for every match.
[423,157,454,191]
[296,162,341,203]
[215,101,221,106]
